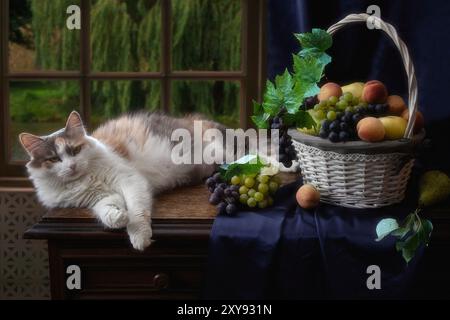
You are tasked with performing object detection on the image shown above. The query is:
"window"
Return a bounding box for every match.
[0,0,267,183]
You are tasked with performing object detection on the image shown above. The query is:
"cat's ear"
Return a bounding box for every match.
[19,133,44,156]
[65,111,86,136]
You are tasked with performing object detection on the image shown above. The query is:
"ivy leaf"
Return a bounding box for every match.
[299,48,332,66]
[295,110,316,129]
[220,155,265,181]
[284,82,307,114]
[375,218,399,242]
[251,113,270,129]
[375,210,434,264]
[251,101,270,129]
[262,80,282,116]
[295,28,332,52]
[400,232,421,264]
[275,69,293,98]
[418,218,433,246]
[293,54,326,87]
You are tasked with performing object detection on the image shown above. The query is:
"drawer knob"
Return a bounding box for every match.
[153,273,169,290]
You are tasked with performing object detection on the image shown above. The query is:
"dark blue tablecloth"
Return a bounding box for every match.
[204,179,424,299]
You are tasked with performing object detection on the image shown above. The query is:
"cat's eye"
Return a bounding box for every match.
[47,156,61,163]
[72,145,82,156]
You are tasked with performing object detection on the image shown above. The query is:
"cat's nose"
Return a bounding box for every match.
[69,163,76,171]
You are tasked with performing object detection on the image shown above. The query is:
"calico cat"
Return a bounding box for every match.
[19,111,225,251]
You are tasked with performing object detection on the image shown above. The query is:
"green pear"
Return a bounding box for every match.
[342,82,365,100]
[419,170,450,207]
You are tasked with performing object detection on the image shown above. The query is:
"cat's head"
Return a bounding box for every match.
[19,111,94,182]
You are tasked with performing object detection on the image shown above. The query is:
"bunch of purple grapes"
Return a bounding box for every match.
[319,109,364,142]
[269,107,297,168]
[303,95,319,110]
[366,103,389,116]
[206,173,240,215]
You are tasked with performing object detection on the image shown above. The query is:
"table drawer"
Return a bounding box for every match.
[52,242,208,299]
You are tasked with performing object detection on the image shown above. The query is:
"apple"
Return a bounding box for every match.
[379,116,407,140]
[341,82,365,100]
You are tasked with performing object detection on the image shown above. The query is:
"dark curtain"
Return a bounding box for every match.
[267,0,450,169]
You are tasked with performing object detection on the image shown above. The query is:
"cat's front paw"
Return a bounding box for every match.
[128,226,152,251]
[102,205,129,229]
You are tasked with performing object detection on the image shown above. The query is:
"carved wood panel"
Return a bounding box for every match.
[0,191,49,299]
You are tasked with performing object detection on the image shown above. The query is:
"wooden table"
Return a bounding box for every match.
[24,184,216,300]
[24,175,450,299]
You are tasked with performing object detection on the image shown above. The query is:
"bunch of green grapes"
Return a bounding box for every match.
[312,92,368,122]
[231,173,281,209]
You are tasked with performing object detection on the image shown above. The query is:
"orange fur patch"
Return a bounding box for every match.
[92,116,150,159]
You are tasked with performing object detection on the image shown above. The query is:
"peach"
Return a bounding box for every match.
[318,82,342,102]
[296,184,320,209]
[401,109,425,133]
[387,95,407,115]
[362,80,388,104]
[357,117,385,142]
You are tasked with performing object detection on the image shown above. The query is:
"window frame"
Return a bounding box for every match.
[0,0,267,185]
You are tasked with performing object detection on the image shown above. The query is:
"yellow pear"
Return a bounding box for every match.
[379,116,407,140]
[341,82,365,100]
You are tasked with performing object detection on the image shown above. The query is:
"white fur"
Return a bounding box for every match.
[28,132,215,251]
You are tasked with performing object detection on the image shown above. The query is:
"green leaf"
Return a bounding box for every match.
[295,28,332,52]
[284,82,307,114]
[295,110,316,129]
[251,113,270,129]
[299,48,332,66]
[418,218,433,246]
[390,227,411,239]
[375,218,399,241]
[220,155,266,181]
[274,69,293,97]
[400,232,421,264]
[251,101,271,129]
[293,54,326,86]
[262,80,282,116]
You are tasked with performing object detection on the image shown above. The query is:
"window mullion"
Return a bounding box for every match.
[80,0,91,129]
[161,0,172,113]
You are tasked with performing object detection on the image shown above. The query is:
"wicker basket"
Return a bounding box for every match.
[291,13,423,209]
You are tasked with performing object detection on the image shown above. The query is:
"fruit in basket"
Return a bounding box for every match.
[318,82,342,101]
[296,184,320,209]
[303,95,319,109]
[362,80,388,104]
[357,117,385,142]
[379,116,407,140]
[419,170,450,207]
[342,82,365,100]
[401,109,425,134]
[387,95,407,115]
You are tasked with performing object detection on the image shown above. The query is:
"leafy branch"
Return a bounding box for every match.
[375,209,433,264]
[252,28,333,129]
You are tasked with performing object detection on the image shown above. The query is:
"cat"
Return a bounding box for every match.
[19,111,226,251]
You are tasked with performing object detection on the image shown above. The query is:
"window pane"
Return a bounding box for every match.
[9,0,80,72]
[91,80,161,128]
[90,0,161,72]
[10,81,80,161]
[172,0,241,71]
[171,81,240,128]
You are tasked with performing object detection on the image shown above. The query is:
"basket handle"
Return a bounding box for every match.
[327,13,418,139]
